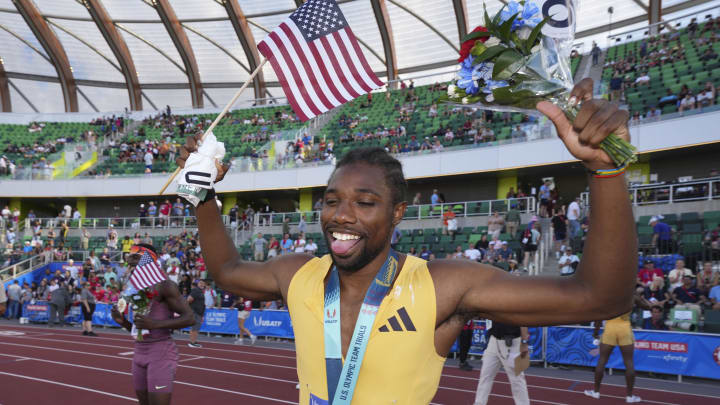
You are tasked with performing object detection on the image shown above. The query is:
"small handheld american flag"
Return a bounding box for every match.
[129,250,167,290]
[258,0,384,121]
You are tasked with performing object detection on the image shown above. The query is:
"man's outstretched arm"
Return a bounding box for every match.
[177,135,313,301]
[434,79,637,326]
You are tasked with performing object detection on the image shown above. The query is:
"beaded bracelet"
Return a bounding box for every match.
[587,163,628,179]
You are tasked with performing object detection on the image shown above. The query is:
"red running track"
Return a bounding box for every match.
[0,325,717,405]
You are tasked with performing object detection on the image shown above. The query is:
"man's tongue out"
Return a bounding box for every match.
[331,237,360,255]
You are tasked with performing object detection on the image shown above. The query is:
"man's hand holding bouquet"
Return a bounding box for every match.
[440,0,636,168]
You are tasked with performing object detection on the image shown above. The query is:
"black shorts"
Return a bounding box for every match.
[191,313,203,331]
[554,231,566,241]
[81,302,96,321]
[524,244,538,252]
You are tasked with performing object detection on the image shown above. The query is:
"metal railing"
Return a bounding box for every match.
[254,197,537,228]
[580,177,720,207]
[0,251,52,282]
[24,215,231,230]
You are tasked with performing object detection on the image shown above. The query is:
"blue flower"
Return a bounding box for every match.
[457,56,480,95]
[499,1,542,31]
[519,2,543,29]
[483,80,509,94]
[472,62,494,82]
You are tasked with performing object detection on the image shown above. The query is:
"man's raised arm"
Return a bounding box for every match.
[177,134,312,300]
[435,79,637,326]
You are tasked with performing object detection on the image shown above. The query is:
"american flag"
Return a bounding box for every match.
[129,251,166,290]
[257,0,384,121]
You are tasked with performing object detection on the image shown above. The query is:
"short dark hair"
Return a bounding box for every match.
[333,147,407,205]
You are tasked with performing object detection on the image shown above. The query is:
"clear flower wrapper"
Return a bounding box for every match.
[440,0,637,167]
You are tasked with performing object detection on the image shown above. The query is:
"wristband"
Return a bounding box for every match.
[200,188,216,204]
[587,163,627,178]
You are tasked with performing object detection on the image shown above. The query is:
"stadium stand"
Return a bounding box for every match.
[89,105,303,176]
[602,18,720,116]
[316,82,535,160]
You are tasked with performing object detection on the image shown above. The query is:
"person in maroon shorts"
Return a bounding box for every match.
[111,244,195,405]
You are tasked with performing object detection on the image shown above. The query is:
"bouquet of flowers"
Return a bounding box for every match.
[440,0,636,167]
[117,285,158,341]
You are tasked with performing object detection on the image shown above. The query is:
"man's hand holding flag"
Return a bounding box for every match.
[168,0,382,196]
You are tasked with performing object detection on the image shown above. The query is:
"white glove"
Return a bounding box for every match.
[176,132,225,207]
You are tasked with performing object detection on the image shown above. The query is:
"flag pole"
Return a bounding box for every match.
[158,58,268,195]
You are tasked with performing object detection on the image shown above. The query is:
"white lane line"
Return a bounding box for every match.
[118,351,134,356]
[0,341,692,405]
[0,370,136,401]
[442,368,719,400]
[178,356,204,363]
[0,352,297,404]
[3,336,708,404]
[438,377,680,405]
[6,333,297,360]
[2,341,298,371]
[0,324,298,352]
[437,385,569,405]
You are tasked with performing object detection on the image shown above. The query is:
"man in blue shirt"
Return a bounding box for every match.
[419,246,432,261]
[431,189,440,206]
[280,233,294,255]
[709,284,720,310]
[649,216,673,254]
[539,180,552,217]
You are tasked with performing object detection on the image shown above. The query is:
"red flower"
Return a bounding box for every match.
[458,26,489,62]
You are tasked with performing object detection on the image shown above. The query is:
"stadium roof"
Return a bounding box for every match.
[0,0,714,113]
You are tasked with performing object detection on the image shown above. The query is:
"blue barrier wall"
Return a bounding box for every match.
[4,262,78,289]
[546,326,720,380]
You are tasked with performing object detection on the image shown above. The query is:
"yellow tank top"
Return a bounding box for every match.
[287,254,446,404]
[605,312,631,326]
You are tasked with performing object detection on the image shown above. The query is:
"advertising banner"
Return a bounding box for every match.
[546,326,720,380]
[246,310,294,338]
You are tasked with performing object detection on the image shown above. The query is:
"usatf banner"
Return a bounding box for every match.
[246,310,294,338]
[546,326,720,380]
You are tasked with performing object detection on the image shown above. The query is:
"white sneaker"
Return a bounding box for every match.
[234,338,244,345]
[626,395,641,403]
[584,390,600,399]
[296,383,300,390]
[250,334,257,345]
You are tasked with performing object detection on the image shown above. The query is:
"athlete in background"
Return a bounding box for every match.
[235,296,257,345]
[111,244,195,405]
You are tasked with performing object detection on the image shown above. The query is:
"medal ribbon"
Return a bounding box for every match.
[323,250,398,404]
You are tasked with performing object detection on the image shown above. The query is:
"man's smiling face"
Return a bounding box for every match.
[322,163,401,272]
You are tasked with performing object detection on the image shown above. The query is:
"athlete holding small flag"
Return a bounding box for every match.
[111,244,195,405]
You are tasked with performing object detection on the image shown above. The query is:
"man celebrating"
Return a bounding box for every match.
[175,78,637,404]
[111,244,195,405]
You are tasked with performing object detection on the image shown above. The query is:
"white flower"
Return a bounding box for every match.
[461,97,469,104]
[518,26,532,41]
[486,94,495,103]
[485,37,501,47]
[447,84,457,97]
